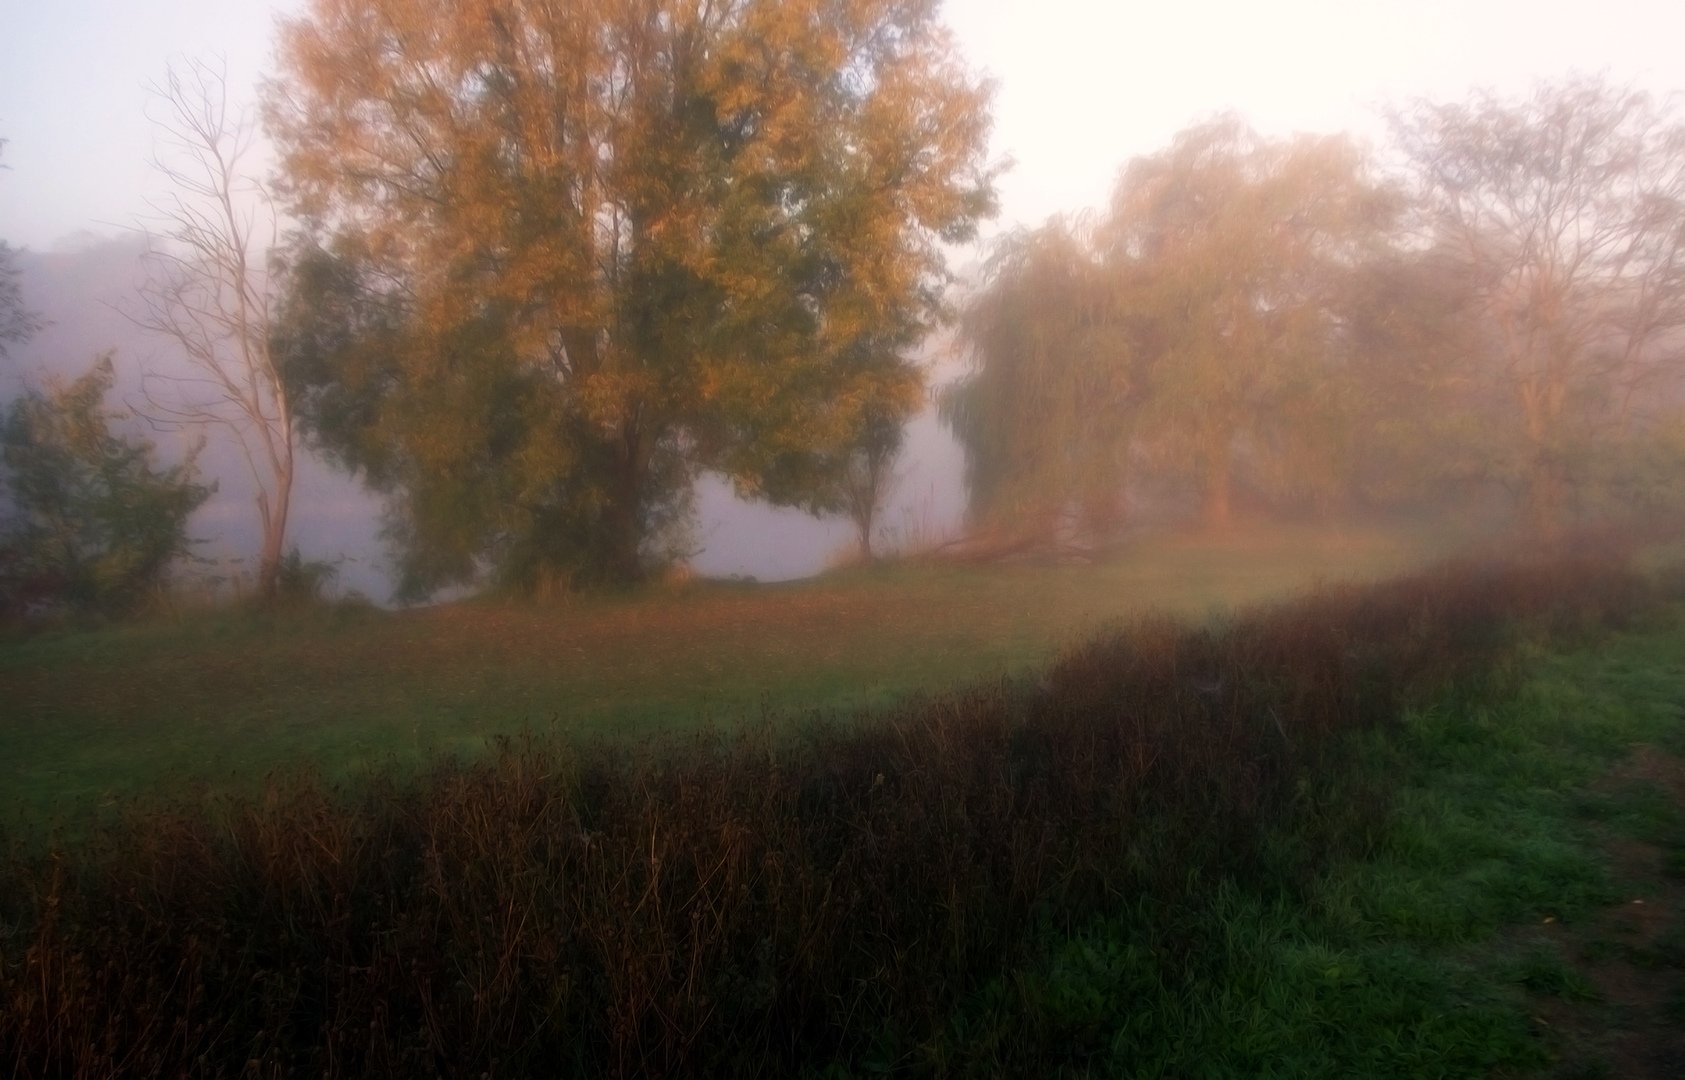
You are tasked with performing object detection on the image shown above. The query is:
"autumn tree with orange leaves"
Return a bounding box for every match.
[267,0,995,596]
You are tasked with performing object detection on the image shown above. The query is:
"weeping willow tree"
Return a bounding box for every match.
[942,221,1142,545]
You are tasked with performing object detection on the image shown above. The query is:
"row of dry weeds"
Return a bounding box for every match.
[0,552,1663,1077]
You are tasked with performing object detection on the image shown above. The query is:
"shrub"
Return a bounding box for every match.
[0,356,211,619]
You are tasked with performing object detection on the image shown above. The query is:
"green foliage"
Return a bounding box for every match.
[0,239,39,360]
[2,553,1658,1075]
[267,0,996,597]
[0,357,212,616]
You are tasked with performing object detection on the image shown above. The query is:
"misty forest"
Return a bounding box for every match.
[4,1,1685,1076]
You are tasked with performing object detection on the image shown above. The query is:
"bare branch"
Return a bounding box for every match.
[126,56,297,599]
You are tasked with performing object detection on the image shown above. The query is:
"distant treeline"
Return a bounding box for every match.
[8,1,1684,605]
[946,80,1685,546]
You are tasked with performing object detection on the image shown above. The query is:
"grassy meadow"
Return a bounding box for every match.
[1,523,1435,825]
[3,528,1684,1076]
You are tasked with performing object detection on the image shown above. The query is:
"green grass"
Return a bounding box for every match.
[0,523,1431,825]
[4,541,1681,1075]
[884,608,1685,1078]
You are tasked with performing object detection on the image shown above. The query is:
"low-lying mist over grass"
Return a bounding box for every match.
[1,523,1435,826]
[4,548,1683,1076]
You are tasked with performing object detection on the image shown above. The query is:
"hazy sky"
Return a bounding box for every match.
[5,0,1685,252]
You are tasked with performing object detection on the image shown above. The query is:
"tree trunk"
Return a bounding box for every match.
[255,464,294,601]
[1526,454,1567,544]
[604,425,647,585]
[1518,378,1567,543]
[855,505,875,561]
[1204,448,1233,530]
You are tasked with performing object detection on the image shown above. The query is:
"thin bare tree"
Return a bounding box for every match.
[130,58,294,599]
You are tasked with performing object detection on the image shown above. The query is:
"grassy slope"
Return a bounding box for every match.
[0,524,1430,823]
[915,612,1685,1078]
[3,541,1682,1075]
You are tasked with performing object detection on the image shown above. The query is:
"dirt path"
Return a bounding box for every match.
[1535,745,1685,1079]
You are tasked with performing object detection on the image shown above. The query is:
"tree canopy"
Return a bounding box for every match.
[947,119,1397,536]
[948,80,1685,542]
[267,0,995,597]
[1104,119,1399,526]
[1391,76,1685,536]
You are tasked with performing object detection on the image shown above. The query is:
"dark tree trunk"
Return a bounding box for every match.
[855,505,875,561]
[1526,454,1568,544]
[604,423,647,585]
[254,462,294,602]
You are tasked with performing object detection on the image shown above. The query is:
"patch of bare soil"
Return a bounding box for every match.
[1536,745,1685,1079]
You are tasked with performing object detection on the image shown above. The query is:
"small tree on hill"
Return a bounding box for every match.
[834,407,906,561]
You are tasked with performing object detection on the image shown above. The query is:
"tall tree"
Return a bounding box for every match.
[1391,76,1685,537]
[1100,117,1399,528]
[946,122,1397,539]
[266,0,995,595]
[131,59,297,600]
